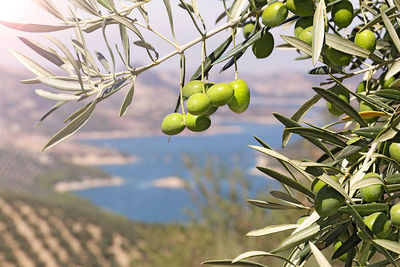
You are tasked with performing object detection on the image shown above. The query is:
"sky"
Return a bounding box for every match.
[0,0,312,76]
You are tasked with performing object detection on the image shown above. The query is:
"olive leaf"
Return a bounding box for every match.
[325,33,370,58]
[42,94,99,151]
[256,167,315,199]
[309,242,332,267]
[312,87,367,127]
[232,251,296,266]
[312,0,326,66]
[202,260,267,267]
[247,224,298,237]
[119,81,135,117]
[282,95,321,147]
[0,21,73,32]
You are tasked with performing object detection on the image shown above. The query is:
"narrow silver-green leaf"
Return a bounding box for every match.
[344,203,373,241]
[317,173,353,203]
[202,259,267,267]
[281,35,317,59]
[282,94,321,147]
[162,0,176,41]
[376,114,400,143]
[250,145,314,182]
[138,5,149,25]
[97,0,113,11]
[191,0,199,17]
[354,127,384,139]
[370,239,399,266]
[36,101,67,126]
[87,0,100,12]
[119,82,135,117]
[249,145,291,163]
[232,251,296,266]
[382,10,400,53]
[270,191,303,205]
[0,21,72,32]
[309,242,332,267]
[273,113,334,158]
[312,0,326,66]
[313,87,367,127]
[373,239,400,254]
[42,96,98,151]
[68,0,99,16]
[71,39,100,73]
[246,199,297,210]
[37,77,91,91]
[35,89,80,101]
[46,35,85,91]
[325,32,370,58]
[230,0,247,21]
[95,50,110,73]
[286,127,347,147]
[119,24,130,66]
[385,60,400,80]
[133,41,159,59]
[292,211,319,234]
[352,177,383,190]
[10,50,55,77]
[273,223,323,253]
[256,166,315,198]
[32,0,65,21]
[247,224,298,237]
[19,37,64,67]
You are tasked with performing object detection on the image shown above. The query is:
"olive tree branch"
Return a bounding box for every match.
[133,9,257,75]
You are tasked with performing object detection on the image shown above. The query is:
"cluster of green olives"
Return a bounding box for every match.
[296,163,400,262]
[160,80,250,136]
[245,0,379,69]
[293,0,377,68]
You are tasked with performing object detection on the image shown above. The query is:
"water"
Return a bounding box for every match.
[76,122,291,223]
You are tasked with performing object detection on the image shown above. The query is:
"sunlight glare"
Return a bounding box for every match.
[0,0,36,23]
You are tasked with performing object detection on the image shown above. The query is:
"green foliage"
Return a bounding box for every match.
[8,0,400,266]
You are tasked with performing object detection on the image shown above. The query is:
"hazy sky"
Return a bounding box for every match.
[0,0,312,76]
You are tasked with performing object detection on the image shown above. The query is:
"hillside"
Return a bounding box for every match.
[0,66,333,266]
[0,141,307,267]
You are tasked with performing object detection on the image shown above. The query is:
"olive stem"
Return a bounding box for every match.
[201,38,206,87]
[231,28,238,81]
[179,54,186,118]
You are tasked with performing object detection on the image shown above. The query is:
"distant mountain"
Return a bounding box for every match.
[0,65,321,140]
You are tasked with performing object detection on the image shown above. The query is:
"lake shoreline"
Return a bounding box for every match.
[54,176,124,192]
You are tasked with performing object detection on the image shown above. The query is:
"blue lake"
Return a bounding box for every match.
[76,122,295,223]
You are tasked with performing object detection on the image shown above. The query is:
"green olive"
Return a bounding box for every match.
[185,113,211,132]
[206,83,234,107]
[182,80,205,99]
[261,2,288,27]
[186,93,211,116]
[314,185,345,217]
[161,113,185,135]
[228,80,250,114]
[252,32,274,59]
